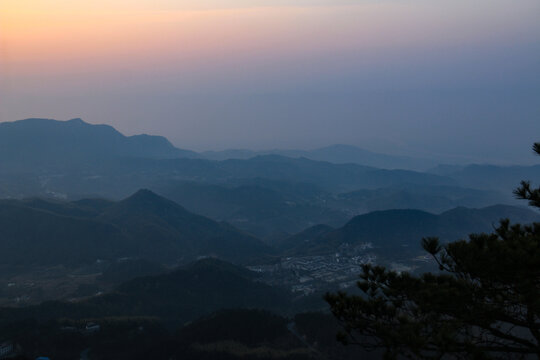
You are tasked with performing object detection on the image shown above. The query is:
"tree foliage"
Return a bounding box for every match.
[325,143,540,359]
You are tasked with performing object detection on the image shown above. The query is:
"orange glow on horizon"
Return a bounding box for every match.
[1,0,539,78]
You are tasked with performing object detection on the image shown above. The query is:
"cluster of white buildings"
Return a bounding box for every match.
[249,247,377,295]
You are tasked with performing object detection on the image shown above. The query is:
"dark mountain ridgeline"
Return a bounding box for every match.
[0,187,533,267]
[0,118,460,199]
[155,180,513,240]
[0,151,459,201]
[332,184,510,215]
[0,153,459,201]
[0,201,130,265]
[0,118,196,172]
[101,189,273,262]
[202,144,436,171]
[220,155,455,192]
[0,190,271,266]
[155,180,348,241]
[1,118,538,207]
[285,205,540,255]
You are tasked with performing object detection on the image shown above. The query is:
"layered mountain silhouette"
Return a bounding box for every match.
[284,205,540,255]
[202,144,436,171]
[1,118,538,198]
[331,184,511,216]
[0,117,533,247]
[0,118,455,194]
[156,180,348,241]
[0,190,271,265]
[0,118,196,171]
[436,163,540,193]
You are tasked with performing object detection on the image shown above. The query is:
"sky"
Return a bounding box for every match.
[1,0,539,164]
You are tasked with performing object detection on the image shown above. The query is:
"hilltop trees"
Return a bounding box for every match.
[325,143,540,359]
[514,143,540,208]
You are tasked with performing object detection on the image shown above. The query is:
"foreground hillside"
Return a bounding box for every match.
[0,259,291,325]
[0,309,375,360]
[0,261,321,360]
[0,258,378,359]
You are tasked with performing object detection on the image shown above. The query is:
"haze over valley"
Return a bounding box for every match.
[1,0,539,358]
[0,119,538,336]
[0,117,538,359]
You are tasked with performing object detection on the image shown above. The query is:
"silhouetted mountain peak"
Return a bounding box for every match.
[0,118,198,171]
[286,205,540,255]
[0,192,271,266]
[126,189,164,203]
[110,189,187,216]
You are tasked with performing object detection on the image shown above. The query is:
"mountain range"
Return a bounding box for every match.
[0,118,433,172]
[0,118,535,204]
[154,180,348,241]
[0,117,537,359]
[0,185,535,271]
[0,118,196,172]
[201,144,437,171]
[0,189,271,266]
[0,118,536,246]
[283,204,540,256]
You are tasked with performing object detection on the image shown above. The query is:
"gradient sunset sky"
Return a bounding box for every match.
[1,0,539,163]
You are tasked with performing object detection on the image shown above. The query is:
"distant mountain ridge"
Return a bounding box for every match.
[155,180,348,241]
[0,119,433,172]
[0,189,271,266]
[0,117,533,218]
[202,144,437,170]
[0,150,458,199]
[332,184,510,215]
[285,204,540,255]
[0,118,197,171]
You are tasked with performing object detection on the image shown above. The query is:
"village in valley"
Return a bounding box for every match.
[249,242,435,296]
